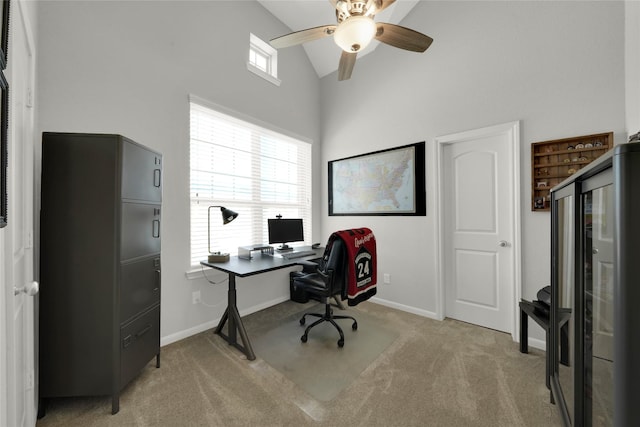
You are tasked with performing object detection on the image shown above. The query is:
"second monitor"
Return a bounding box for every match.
[268,218,304,251]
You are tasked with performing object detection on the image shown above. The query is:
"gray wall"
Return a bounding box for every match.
[35,0,632,346]
[36,1,322,342]
[626,1,640,133]
[319,1,626,339]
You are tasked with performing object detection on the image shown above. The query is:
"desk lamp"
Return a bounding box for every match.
[208,205,238,262]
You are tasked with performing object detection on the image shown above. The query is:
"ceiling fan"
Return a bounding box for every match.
[269,0,433,81]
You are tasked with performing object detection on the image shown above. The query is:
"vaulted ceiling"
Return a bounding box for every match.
[257,0,420,78]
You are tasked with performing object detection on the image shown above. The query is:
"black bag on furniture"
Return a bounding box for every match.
[290,257,347,307]
[537,285,551,306]
[289,271,310,303]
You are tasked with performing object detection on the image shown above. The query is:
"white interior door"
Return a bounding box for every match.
[1,2,37,426]
[438,122,519,334]
[591,185,614,362]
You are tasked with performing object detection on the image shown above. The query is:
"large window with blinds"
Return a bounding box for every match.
[189,100,312,266]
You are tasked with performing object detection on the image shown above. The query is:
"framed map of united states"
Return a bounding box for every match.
[328,142,426,216]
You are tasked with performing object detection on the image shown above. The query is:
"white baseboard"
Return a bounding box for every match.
[526,337,546,352]
[161,295,291,347]
[369,298,548,351]
[161,319,219,347]
[162,295,548,353]
[368,297,439,320]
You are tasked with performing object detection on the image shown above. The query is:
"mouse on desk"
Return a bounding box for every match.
[312,243,321,249]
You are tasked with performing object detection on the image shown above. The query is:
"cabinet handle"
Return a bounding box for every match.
[153,169,161,188]
[154,269,161,292]
[136,324,152,338]
[152,219,160,238]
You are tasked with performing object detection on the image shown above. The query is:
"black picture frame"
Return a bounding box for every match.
[328,141,426,216]
[0,71,7,228]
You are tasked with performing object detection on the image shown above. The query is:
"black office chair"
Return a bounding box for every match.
[291,238,357,347]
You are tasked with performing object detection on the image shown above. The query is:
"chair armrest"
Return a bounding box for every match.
[319,268,332,281]
[297,260,319,274]
[292,267,334,294]
[297,260,318,268]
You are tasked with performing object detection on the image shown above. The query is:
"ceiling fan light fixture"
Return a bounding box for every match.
[334,15,376,52]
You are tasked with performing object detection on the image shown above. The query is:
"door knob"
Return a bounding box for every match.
[14,281,39,296]
[498,240,509,247]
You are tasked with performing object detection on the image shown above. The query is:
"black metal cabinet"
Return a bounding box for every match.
[550,142,640,426]
[120,256,161,324]
[39,133,162,416]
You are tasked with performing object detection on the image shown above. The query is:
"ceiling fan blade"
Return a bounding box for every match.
[375,23,433,52]
[270,25,337,49]
[370,0,396,15]
[338,51,357,81]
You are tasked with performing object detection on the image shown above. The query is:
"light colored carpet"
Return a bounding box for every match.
[36,300,563,426]
[251,303,398,401]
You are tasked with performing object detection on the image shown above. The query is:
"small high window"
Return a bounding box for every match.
[248,33,281,86]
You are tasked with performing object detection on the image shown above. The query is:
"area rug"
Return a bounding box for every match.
[250,304,399,401]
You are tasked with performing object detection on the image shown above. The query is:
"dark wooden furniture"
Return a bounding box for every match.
[39,133,162,415]
[550,142,640,426]
[201,246,324,361]
[520,299,569,395]
[531,132,612,211]
[519,300,551,389]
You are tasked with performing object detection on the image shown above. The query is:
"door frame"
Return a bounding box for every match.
[434,121,522,340]
[1,234,7,427]
[0,0,37,425]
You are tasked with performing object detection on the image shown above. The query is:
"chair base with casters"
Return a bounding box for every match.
[300,298,357,348]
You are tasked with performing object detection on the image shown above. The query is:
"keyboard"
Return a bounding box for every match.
[281,250,317,259]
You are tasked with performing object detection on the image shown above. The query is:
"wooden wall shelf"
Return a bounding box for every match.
[531,132,613,211]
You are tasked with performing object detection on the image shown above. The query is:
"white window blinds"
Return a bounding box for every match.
[190,101,312,266]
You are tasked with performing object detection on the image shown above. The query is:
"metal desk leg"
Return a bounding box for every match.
[214,273,256,360]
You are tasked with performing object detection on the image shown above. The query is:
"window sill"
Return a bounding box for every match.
[247,63,281,87]
[186,264,232,281]
[185,266,205,280]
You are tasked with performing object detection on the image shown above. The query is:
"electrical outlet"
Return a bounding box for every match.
[383,273,391,284]
[192,290,201,305]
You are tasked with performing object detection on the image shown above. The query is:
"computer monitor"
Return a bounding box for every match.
[268,218,304,251]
